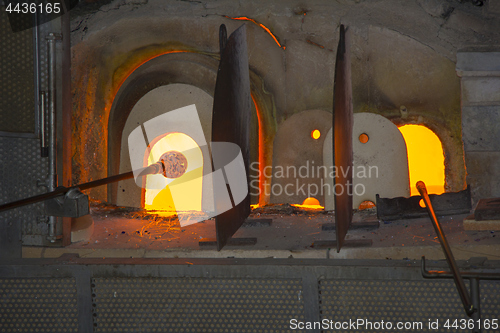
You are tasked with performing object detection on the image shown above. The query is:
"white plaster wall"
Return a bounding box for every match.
[323,112,410,210]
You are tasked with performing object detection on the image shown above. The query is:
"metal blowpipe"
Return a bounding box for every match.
[0,159,177,214]
[416,180,475,316]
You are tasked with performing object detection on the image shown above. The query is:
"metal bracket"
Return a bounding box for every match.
[45,32,62,41]
[421,256,500,280]
[45,188,89,218]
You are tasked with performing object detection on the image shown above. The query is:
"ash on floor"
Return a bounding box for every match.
[65,203,499,258]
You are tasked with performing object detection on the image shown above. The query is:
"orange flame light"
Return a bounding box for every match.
[292,197,324,210]
[398,125,445,196]
[251,95,267,206]
[225,16,285,50]
[311,129,321,140]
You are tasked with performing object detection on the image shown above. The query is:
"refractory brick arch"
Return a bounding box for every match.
[70,0,500,204]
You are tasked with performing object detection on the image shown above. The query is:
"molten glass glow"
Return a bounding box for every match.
[144,133,203,214]
[419,199,426,208]
[358,200,376,210]
[292,197,324,210]
[302,197,320,205]
[311,129,321,140]
[398,125,445,196]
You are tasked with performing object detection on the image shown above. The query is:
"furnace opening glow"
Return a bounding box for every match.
[398,124,445,196]
[144,132,203,215]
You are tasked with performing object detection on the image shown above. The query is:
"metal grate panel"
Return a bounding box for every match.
[0,7,35,134]
[319,279,470,333]
[92,277,305,332]
[0,7,55,245]
[0,137,49,244]
[481,281,500,320]
[0,278,78,332]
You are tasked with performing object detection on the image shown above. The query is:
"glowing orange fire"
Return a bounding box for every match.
[292,197,324,210]
[311,129,321,140]
[398,125,445,196]
[359,200,376,210]
[144,133,203,215]
[251,95,267,206]
[224,16,285,50]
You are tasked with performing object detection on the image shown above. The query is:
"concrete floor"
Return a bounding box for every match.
[22,203,500,261]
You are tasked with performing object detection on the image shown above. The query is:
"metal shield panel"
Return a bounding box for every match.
[211,24,252,251]
[333,25,354,252]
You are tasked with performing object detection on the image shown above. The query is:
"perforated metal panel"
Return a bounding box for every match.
[481,281,500,320]
[0,137,48,244]
[0,278,79,332]
[0,6,35,134]
[319,280,470,333]
[92,277,305,332]
[0,12,59,245]
[0,259,499,333]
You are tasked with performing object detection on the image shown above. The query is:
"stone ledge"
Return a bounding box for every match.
[457,52,500,74]
[464,152,500,201]
[461,76,500,105]
[456,70,500,78]
[20,244,500,261]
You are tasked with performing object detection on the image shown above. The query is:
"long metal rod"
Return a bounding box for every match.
[416,181,475,316]
[46,32,60,192]
[39,92,48,156]
[0,163,163,213]
[78,171,134,191]
[33,15,41,139]
[47,32,61,242]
